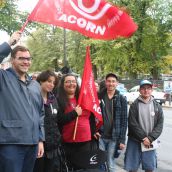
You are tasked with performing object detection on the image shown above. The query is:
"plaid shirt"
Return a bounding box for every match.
[99,89,128,144]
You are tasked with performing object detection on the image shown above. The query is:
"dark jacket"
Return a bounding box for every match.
[44,93,61,153]
[128,98,164,142]
[99,89,128,144]
[0,42,45,144]
[0,68,44,144]
[56,97,78,133]
[0,42,11,62]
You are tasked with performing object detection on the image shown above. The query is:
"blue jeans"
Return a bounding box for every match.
[99,138,116,172]
[0,144,38,172]
[124,138,157,171]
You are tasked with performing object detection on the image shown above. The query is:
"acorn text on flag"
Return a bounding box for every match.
[26,0,138,40]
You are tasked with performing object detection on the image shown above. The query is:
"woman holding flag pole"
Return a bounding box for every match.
[57,47,104,171]
[57,73,93,165]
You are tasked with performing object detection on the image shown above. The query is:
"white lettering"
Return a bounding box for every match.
[68,15,77,24]
[86,21,96,33]
[58,14,67,22]
[77,18,87,28]
[89,72,96,102]
[58,14,106,35]
[107,10,123,28]
[93,104,102,114]
[93,104,97,112]
[118,10,123,16]
[97,106,101,114]
[95,26,106,35]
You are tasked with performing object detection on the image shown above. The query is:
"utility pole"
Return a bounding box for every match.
[63,28,67,66]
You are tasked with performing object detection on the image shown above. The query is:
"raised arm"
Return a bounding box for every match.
[0,31,21,63]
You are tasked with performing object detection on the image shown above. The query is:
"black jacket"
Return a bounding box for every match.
[128,98,164,142]
[0,42,11,62]
[44,93,61,153]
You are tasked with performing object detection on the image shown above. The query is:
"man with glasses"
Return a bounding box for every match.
[99,73,128,172]
[0,32,45,172]
[124,80,164,172]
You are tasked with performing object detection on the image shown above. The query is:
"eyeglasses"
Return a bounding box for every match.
[64,80,77,84]
[16,57,33,61]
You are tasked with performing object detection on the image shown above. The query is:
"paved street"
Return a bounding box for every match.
[115,106,172,172]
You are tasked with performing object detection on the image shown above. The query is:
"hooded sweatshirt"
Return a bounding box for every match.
[138,96,155,135]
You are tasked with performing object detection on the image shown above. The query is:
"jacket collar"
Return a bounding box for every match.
[6,67,31,83]
[45,92,56,106]
[99,88,120,99]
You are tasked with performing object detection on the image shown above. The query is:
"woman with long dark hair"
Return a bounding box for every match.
[57,73,95,167]
[33,70,61,172]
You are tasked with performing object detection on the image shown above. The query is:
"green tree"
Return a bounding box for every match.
[85,0,172,79]
[113,0,172,79]
[25,0,172,80]
[0,0,21,34]
[27,26,64,72]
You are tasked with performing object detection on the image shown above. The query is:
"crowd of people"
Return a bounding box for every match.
[0,31,164,172]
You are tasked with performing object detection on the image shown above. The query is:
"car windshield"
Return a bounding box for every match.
[153,87,162,92]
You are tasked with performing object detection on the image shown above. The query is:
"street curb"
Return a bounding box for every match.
[162,105,172,108]
[162,106,172,108]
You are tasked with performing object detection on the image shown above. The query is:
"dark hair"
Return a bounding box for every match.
[58,73,79,111]
[36,70,58,87]
[105,73,118,81]
[11,46,30,59]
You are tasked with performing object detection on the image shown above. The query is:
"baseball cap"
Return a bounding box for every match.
[140,80,153,87]
[105,73,118,80]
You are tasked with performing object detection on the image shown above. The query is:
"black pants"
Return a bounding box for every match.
[63,141,91,169]
[63,141,91,155]
[33,156,58,172]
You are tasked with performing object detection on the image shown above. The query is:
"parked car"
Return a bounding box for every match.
[124,85,166,105]
[116,83,128,95]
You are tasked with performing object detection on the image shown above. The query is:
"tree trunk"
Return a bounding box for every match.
[93,65,98,80]
[151,51,159,80]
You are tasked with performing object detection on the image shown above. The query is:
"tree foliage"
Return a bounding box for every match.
[1,0,171,80]
[0,0,21,34]
[85,0,172,79]
[27,26,65,72]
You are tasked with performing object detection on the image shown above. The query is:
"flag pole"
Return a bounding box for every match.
[20,19,29,32]
[73,117,79,140]
[63,28,67,66]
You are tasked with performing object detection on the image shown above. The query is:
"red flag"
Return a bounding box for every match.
[78,46,103,129]
[27,0,137,40]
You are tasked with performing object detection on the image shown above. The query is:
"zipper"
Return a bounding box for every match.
[50,103,54,115]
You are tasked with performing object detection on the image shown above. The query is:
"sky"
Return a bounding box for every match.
[0,0,39,44]
[17,0,38,12]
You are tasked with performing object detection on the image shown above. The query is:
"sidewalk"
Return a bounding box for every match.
[116,165,126,172]
[162,101,172,108]
[115,153,126,172]
[115,153,141,172]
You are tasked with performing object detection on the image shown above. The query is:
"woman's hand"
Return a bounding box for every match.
[75,105,82,116]
[94,132,101,140]
[37,141,44,158]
